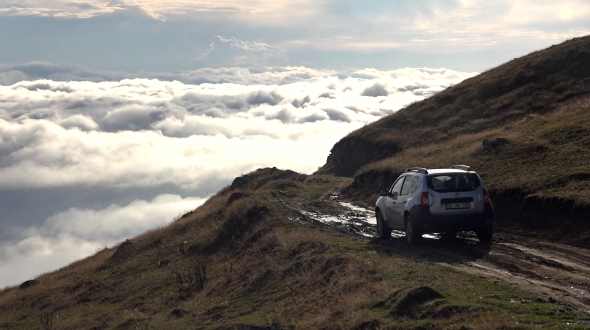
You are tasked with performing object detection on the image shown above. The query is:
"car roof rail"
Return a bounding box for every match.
[405,167,428,174]
[451,165,470,171]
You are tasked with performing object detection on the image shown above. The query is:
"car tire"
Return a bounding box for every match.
[405,215,422,245]
[476,226,493,243]
[376,211,392,240]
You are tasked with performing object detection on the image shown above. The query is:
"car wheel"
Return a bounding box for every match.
[476,226,493,243]
[376,211,392,240]
[405,215,421,245]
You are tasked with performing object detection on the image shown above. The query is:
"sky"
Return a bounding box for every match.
[1,0,589,288]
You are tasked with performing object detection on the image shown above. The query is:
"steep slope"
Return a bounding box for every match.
[2,168,587,330]
[318,35,590,178]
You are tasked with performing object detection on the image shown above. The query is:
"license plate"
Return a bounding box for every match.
[446,203,470,209]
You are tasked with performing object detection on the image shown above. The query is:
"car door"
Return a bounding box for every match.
[385,176,406,229]
[392,175,413,228]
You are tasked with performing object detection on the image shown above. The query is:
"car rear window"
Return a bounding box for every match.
[427,173,481,192]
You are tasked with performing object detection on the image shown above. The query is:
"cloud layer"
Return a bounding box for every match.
[0,65,475,288]
[0,194,204,288]
[0,67,475,189]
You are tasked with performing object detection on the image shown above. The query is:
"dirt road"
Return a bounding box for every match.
[291,199,590,316]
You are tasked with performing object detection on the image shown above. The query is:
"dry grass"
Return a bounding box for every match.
[1,168,587,329]
[351,95,590,207]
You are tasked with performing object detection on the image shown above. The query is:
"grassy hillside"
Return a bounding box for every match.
[319,35,590,178]
[349,97,590,200]
[1,168,587,329]
[318,36,590,244]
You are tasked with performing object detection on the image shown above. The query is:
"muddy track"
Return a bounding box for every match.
[286,198,590,317]
[410,233,590,316]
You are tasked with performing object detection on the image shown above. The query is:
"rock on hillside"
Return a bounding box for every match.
[229,167,305,191]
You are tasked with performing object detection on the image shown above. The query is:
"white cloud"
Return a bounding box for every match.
[0,1,124,18]
[217,36,279,52]
[361,83,389,97]
[0,0,317,23]
[0,63,340,86]
[1,1,588,61]
[397,0,590,50]
[0,63,477,87]
[503,0,590,25]
[195,36,286,66]
[42,194,201,240]
[0,194,204,288]
[276,1,590,52]
[0,118,355,190]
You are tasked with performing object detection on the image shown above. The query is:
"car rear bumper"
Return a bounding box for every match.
[409,203,494,233]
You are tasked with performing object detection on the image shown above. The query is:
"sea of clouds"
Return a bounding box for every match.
[0,64,477,287]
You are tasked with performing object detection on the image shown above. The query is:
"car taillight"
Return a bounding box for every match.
[421,192,429,207]
[483,188,490,204]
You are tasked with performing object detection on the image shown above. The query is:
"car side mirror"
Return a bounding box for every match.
[379,190,388,196]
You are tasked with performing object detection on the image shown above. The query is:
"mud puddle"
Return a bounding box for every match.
[300,201,439,240]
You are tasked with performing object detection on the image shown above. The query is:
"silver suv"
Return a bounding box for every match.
[375,165,494,244]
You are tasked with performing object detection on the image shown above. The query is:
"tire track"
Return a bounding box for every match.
[293,199,590,315]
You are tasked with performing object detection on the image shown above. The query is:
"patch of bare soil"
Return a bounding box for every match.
[286,197,590,317]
